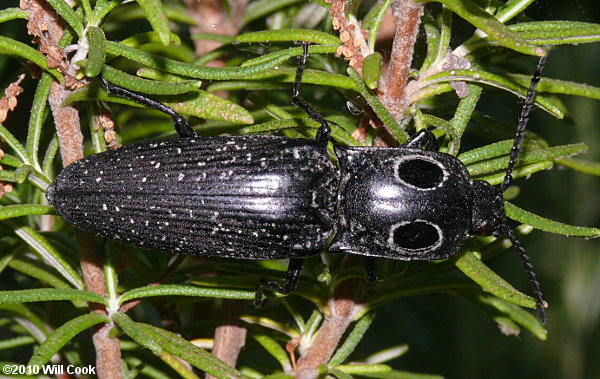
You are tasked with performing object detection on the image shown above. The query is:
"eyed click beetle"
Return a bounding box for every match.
[46,43,548,322]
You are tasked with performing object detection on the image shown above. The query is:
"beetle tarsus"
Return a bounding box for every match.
[253,258,304,307]
[403,129,439,151]
[99,76,198,139]
[292,42,331,147]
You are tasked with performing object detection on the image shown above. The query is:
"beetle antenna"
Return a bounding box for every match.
[292,42,331,146]
[500,225,547,323]
[500,54,549,194]
[100,77,197,138]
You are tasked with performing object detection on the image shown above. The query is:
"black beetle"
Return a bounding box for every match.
[46,44,547,321]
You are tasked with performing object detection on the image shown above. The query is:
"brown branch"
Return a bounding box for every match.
[20,0,67,74]
[75,232,122,379]
[206,300,247,379]
[20,0,82,89]
[22,0,122,376]
[49,80,123,379]
[183,0,248,61]
[0,74,25,198]
[48,82,83,166]
[296,279,365,379]
[381,0,424,123]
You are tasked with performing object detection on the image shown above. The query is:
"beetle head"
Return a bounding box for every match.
[470,180,504,236]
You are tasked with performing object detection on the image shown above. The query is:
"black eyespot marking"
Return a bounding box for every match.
[396,157,444,189]
[391,221,441,250]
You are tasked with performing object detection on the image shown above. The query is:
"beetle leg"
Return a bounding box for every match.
[292,42,331,147]
[254,258,304,307]
[403,129,439,151]
[100,77,198,138]
[364,257,377,282]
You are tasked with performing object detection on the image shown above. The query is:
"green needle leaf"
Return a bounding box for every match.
[10,223,84,289]
[27,73,53,170]
[0,336,35,350]
[120,31,182,48]
[65,82,254,124]
[101,65,201,95]
[367,277,480,310]
[505,202,600,238]
[240,315,301,338]
[83,26,106,77]
[164,92,254,124]
[112,312,163,353]
[333,364,394,375]
[452,250,537,309]
[0,205,55,219]
[348,68,408,143]
[236,29,341,45]
[329,312,375,366]
[464,143,587,177]
[363,53,382,89]
[8,257,75,292]
[0,8,28,23]
[253,334,292,371]
[135,0,172,46]
[0,37,61,80]
[494,0,537,23]
[470,294,547,340]
[106,41,292,80]
[509,75,600,100]
[0,123,30,165]
[138,323,244,378]
[237,67,356,91]
[0,303,48,342]
[119,284,255,304]
[558,158,600,176]
[158,352,203,379]
[509,21,600,45]
[415,0,545,56]
[413,69,563,118]
[28,313,108,367]
[240,45,339,68]
[0,288,107,305]
[46,0,84,36]
[364,0,395,51]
